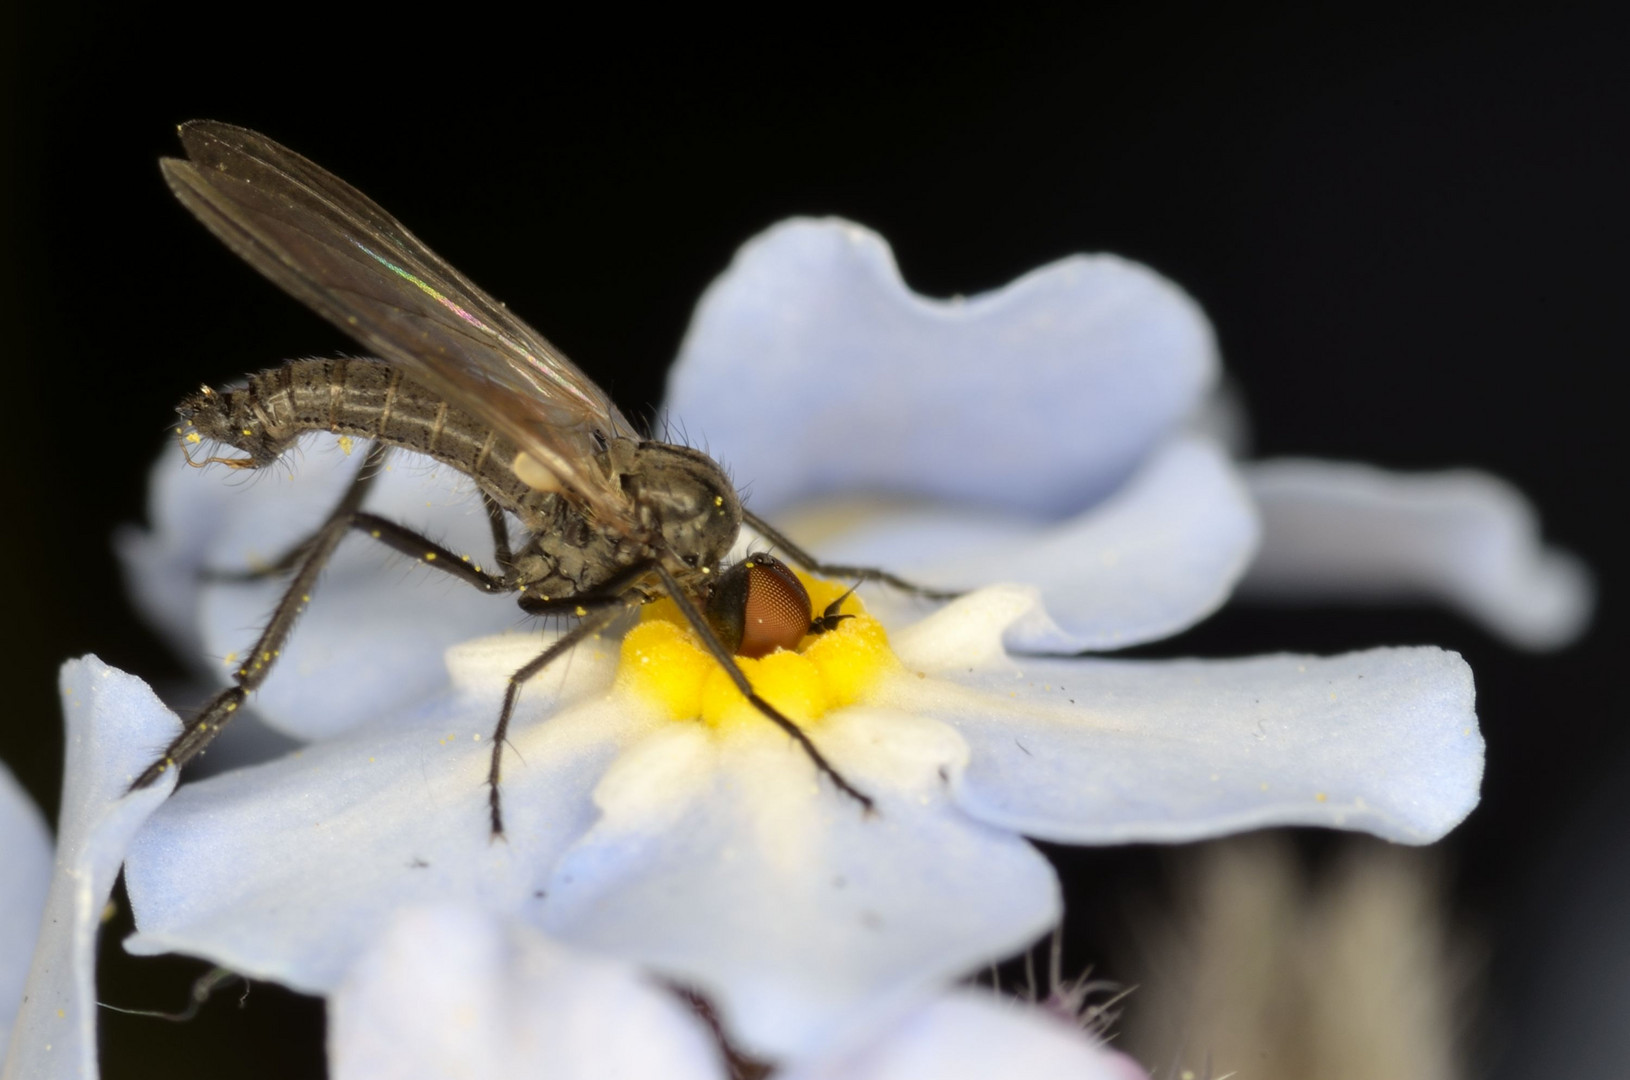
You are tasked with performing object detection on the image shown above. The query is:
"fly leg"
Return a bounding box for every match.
[743,509,963,601]
[132,497,361,789]
[481,491,516,572]
[484,579,656,839]
[203,442,392,583]
[132,497,521,791]
[654,564,876,815]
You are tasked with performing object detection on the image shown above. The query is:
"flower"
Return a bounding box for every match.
[106,219,1505,1065]
[665,219,1590,655]
[331,904,1149,1080]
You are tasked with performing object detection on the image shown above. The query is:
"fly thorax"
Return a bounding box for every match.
[619,441,742,575]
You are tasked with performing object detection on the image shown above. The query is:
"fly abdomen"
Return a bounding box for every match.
[180,358,536,507]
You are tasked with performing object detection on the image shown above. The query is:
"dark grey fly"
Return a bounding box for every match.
[139,121,949,835]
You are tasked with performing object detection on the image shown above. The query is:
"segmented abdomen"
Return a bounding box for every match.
[179,357,538,509]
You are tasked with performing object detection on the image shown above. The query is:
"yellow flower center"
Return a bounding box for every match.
[617,572,897,731]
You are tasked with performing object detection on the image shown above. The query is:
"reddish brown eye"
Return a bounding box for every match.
[703,554,816,658]
[736,556,814,658]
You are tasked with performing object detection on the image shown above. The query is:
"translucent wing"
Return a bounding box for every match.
[161,120,637,526]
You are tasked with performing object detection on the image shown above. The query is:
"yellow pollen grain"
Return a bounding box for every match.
[185,432,202,444]
[619,571,896,732]
[337,435,355,455]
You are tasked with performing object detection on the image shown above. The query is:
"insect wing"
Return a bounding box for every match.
[162,120,636,526]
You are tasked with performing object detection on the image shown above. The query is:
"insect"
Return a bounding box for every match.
[136,121,953,835]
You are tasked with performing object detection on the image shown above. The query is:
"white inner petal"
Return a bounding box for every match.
[538,709,1061,1062]
[666,218,1216,517]
[763,435,1259,652]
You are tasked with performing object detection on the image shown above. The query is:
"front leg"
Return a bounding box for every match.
[743,509,963,600]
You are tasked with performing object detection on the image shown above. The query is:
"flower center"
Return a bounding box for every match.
[617,571,897,731]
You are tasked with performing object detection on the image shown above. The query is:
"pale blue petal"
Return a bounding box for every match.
[0,765,52,1068]
[783,989,1149,1080]
[2,660,178,1080]
[124,636,632,991]
[762,436,1259,652]
[539,710,1060,1062]
[120,435,522,739]
[889,587,1482,845]
[330,906,724,1080]
[1239,459,1593,650]
[666,218,1217,517]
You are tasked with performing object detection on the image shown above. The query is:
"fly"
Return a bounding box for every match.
[136,121,953,836]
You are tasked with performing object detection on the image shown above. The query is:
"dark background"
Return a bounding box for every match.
[3,5,1624,1077]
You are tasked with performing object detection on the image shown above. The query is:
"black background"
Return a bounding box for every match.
[3,5,1625,1077]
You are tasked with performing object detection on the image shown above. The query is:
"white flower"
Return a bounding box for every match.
[107,219,1500,1065]
[332,905,1149,1080]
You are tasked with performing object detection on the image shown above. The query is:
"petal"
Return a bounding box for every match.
[3,660,179,1080]
[120,436,523,739]
[890,589,1481,844]
[783,989,1148,1080]
[767,436,1259,652]
[124,634,635,992]
[1238,459,1592,650]
[0,765,51,1067]
[538,710,1060,1062]
[330,906,724,1080]
[665,218,1218,517]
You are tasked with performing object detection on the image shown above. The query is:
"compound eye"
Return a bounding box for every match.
[735,555,813,659]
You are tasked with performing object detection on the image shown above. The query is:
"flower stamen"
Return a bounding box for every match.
[618,571,897,731]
